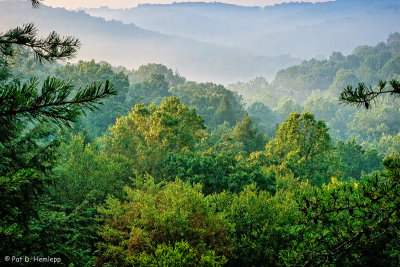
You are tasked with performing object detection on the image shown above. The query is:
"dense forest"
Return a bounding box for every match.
[1,1,400,266]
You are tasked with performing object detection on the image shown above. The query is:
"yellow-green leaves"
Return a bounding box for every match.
[108,97,205,178]
[97,178,232,265]
[265,112,340,185]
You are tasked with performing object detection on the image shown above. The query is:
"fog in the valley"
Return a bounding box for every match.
[1,0,400,84]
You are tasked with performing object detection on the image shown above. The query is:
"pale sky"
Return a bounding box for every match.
[43,0,333,9]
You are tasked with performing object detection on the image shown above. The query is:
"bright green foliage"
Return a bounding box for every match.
[284,154,400,266]
[97,179,232,266]
[203,121,235,151]
[162,150,275,195]
[222,186,273,265]
[133,241,227,267]
[219,185,298,266]
[336,139,382,181]
[208,177,312,267]
[108,97,205,177]
[170,82,244,127]
[51,134,134,208]
[265,112,341,185]
[2,5,400,265]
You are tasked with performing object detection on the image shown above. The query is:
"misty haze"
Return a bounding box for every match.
[1,0,399,83]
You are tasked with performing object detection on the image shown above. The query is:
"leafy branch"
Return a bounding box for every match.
[290,155,400,266]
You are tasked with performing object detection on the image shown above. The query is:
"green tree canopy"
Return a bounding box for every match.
[170,82,244,127]
[130,73,170,105]
[265,112,341,185]
[97,178,231,266]
[231,113,267,154]
[107,97,205,178]
[129,63,186,88]
[53,60,131,136]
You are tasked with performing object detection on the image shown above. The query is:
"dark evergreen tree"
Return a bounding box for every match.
[0,0,116,259]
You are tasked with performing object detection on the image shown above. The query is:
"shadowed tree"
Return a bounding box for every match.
[0,0,117,258]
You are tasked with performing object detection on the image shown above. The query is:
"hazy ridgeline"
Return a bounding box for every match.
[83,0,400,58]
[2,0,400,83]
[9,31,400,151]
[0,0,300,84]
[2,0,400,266]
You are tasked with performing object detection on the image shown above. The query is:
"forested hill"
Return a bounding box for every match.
[0,0,299,84]
[83,0,400,59]
[228,32,400,150]
[229,32,400,104]
[271,32,400,102]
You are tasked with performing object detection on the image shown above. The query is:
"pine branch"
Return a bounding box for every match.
[340,80,400,109]
[0,77,117,128]
[0,23,80,62]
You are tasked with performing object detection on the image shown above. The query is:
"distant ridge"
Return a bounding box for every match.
[2,0,400,83]
[0,0,300,84]
[82,0,400,60]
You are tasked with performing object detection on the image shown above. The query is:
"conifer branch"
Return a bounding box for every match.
[0,78,117,128]
[340,80,400,109]
[0,23,80,62]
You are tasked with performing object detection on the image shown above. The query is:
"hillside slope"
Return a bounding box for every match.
[83,0,400,58]
[0,0,299,83]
